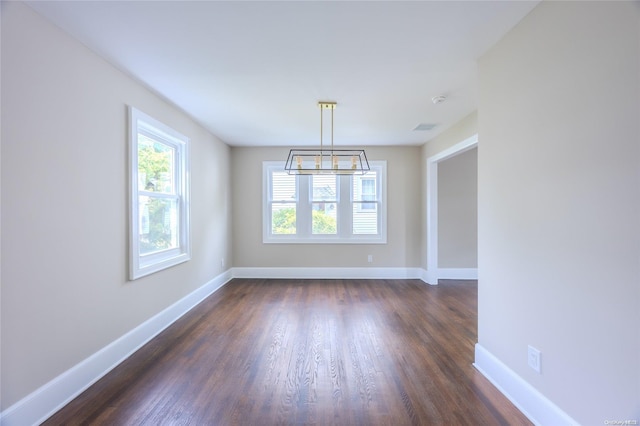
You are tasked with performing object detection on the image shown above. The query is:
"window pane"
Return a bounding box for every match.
[312,202,337,234]
[353,174,376,197]
[139,196,178,254]
[138,134,175,193]
[272,172,296,201]
[361,179,376,209]
[353,203,378,234]
[311,175,337,201]
[272,205,296,234]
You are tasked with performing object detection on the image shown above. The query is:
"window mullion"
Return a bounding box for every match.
[338,175,352,238]
[297,175,311,238]
[139,191,179,200]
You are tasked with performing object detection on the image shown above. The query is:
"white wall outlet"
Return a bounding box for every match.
[367,254,373,263]
[221,258,225,268]
[528,345,541,373]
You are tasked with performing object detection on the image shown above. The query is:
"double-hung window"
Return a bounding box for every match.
[263,161,386,243]
[311,175,338,235]
[352,173,380,234]
[268,170,297,235]
[129,107,190,279]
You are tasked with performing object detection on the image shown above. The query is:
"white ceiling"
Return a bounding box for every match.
[26,1,538,147]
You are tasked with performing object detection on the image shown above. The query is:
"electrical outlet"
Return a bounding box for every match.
[367,255,373,263]
[221,258,225,268]
[528,345,541,373]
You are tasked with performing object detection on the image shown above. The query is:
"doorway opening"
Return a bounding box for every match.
[426,134,478,285]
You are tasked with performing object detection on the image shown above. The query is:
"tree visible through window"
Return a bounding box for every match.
[311,175,337,234]
[130,107,190,279]
[138,135,177,253]
[263,161,386,243]
[270,171,296,234]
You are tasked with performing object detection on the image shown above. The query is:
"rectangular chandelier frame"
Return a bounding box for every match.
[285,149,370,175]
[285,101,369,175]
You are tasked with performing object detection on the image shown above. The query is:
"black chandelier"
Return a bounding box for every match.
[285,102,369,175]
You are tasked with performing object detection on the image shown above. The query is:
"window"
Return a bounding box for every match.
[269,171,297,235]
[129,107,190,279]
[352,172,379,234]
[359,178,376,210]
[311,175,338,235]
[263,161,386,243]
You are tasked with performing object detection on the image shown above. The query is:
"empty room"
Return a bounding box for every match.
[2,1,638,425]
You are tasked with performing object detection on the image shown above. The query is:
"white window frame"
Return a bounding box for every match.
[263,161,387,244]
[129,107,191,279]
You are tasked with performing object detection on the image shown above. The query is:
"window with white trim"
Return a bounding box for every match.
[129,107,190,279]
[263,161,386,243]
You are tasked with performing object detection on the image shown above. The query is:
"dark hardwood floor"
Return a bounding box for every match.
[43,279,530,425]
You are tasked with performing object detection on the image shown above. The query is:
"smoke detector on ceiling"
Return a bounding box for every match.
[432,95,447,104]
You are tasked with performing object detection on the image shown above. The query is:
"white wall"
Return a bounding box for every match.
[478,1,639,423]
[438,147,477,268]
[1,2,232,409]
[232,146,422,268]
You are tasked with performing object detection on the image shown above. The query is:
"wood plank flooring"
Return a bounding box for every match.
[43,279,531,425]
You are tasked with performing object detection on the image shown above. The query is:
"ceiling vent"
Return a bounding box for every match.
[413,123,438,131]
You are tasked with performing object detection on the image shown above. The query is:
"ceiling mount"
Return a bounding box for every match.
[318,101,336,110]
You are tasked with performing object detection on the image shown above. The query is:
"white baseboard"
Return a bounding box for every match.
[1,270,233,426]
[232,266,426,280]
[473,343,578,426]
[436,268,478,280]
[422,268,477,285]
[422,269,437,285]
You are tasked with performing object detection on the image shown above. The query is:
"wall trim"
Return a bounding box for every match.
[436,268,478,280]
[422,269,436,285]
[0,270,234,426]
[421,268,477,285]
[473,343,578,426]
[232,267,426,281]
[426,134,478,285]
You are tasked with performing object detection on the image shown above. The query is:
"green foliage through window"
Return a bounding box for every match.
[271,208,337,234]
[138,136,173,193]
[140,198,175,253]
[312,210,336,234]
[138,136,177,254]
[130,107,190,279]
[272,208,296,234]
